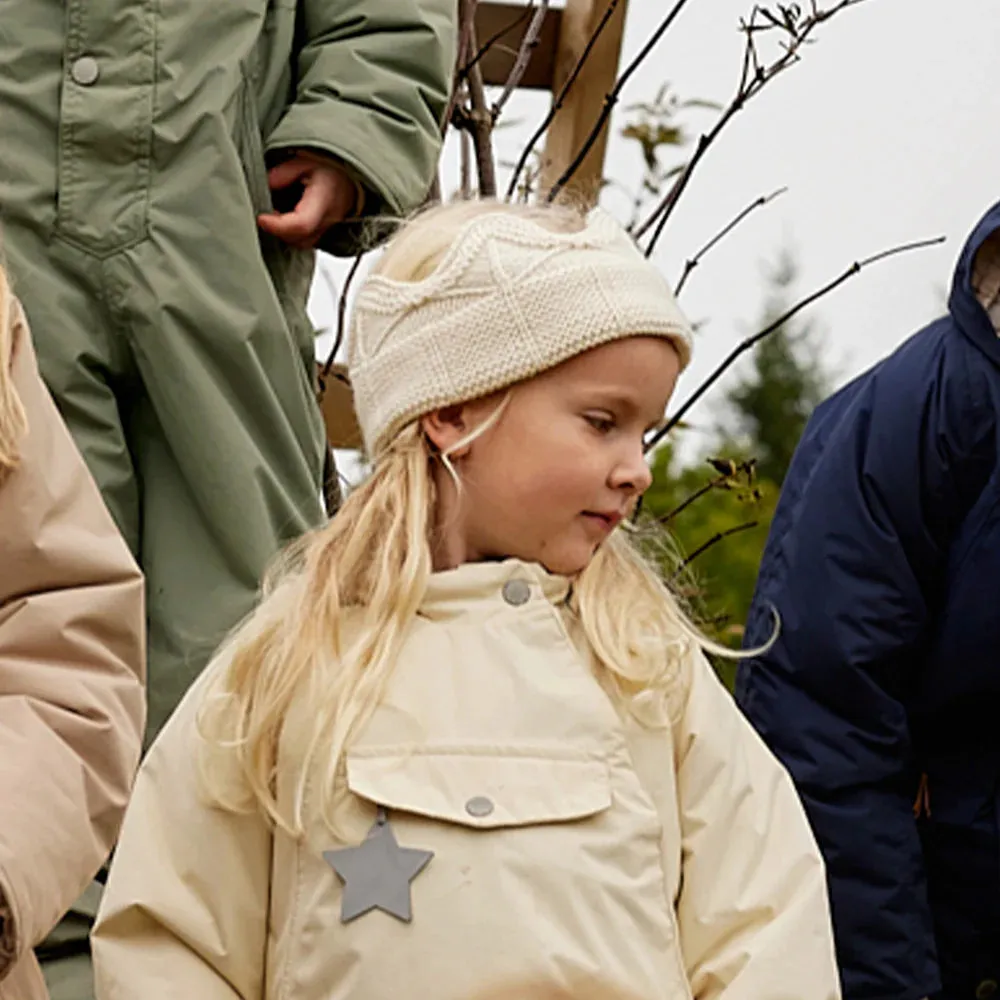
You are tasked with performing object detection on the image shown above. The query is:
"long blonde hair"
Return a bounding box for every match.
[198,200,739,836]
[0,264,27,472]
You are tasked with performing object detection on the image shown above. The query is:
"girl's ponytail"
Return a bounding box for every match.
[198,423,435,836]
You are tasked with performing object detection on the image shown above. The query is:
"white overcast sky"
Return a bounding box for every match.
[311,0,1000,457]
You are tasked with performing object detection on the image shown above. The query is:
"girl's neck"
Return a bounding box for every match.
[429,463,469,571]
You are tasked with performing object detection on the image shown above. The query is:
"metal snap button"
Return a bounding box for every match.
[465,796,494,818]
[501,579,531,607]
[71,56,100,86]
[976,980,998,1000]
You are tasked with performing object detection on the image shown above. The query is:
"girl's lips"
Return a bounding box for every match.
[582,511,622,530]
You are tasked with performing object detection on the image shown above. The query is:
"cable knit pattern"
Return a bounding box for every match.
[348,209,694,454]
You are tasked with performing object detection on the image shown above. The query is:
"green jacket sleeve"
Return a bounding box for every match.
[267,0,456,255]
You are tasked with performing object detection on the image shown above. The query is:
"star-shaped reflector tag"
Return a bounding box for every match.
[323,808,434,923]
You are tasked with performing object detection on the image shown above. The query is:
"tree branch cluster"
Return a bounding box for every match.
[318,0,946,567]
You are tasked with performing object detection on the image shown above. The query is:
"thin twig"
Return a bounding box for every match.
[442,0,479,139]
[645,234,946,452]
[673,521,759,577]
[674,187,787,295]
[319,253,365,388]
[639,0,872,254]
[546,0,697,204]
[465,1,536,80]
[506,0,622,201]
[460,119,473,198]
[657,474,729,524]
[491,0,550,123]
[452,1,498,198]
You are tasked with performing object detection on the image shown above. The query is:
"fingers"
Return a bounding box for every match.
[267,158,311,191]
[257,157,358,248]
[258,182,328,247]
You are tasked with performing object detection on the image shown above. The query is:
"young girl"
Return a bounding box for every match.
[91,201,840,1000]
[0,264,145,1000]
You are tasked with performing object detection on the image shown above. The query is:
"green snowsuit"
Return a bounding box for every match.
[0,0,453,736]
[0,1,453,995]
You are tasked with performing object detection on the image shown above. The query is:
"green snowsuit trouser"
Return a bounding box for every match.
[0,0,454,996]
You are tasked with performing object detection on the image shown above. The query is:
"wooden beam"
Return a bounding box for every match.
[540,0,629,209]
[317,363,363,451]
[474,3,563,90]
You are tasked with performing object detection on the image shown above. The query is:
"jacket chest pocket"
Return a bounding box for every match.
[333,746,618,921]
[281,747,685,1000]
[346,747,612,830]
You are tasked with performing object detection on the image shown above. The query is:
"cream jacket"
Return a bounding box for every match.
[93,560,840,1000]
[0,303,145,1000]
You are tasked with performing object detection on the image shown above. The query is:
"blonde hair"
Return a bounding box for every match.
[0,264,27,472]
[198,200,738,836]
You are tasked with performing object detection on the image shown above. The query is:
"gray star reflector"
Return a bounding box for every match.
[323,808,434,923]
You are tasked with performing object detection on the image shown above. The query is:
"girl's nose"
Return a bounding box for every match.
[610,444,653,495]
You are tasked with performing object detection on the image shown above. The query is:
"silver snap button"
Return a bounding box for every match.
[501,579,531,607]
[71,56,100,87]
[465,796,494,818]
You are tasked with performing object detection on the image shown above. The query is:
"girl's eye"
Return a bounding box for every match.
[584,414,615,433]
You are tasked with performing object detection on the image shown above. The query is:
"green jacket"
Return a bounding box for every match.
[0,0,455,257]
[0,0,455,742]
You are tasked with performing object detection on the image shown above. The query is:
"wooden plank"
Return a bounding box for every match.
[540,0,629,208]
[474,2,562,89]
[317,363,363,451]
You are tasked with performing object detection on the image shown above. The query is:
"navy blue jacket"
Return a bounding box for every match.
[736,202,1000,1000]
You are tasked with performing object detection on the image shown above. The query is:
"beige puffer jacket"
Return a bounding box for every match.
[93,560,840,1000]
[0,301,145,1000]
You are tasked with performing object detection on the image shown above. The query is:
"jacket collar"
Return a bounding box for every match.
[418,559,571,621]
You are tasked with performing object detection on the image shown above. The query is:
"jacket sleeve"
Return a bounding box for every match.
[734,331,995,998]
[92,670,272,1000]
[673,651,840,1000]
[266,0,456,254]
[0,308,145,978]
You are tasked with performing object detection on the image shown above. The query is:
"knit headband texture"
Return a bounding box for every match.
[348,208,694,455]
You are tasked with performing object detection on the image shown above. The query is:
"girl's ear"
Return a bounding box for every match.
[420,404,473,457]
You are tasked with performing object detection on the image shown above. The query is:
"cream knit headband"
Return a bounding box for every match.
[348,208,693,455]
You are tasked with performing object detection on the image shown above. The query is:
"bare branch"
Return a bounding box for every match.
[319,252,365,390]
[491,0,551,124]
[441,0,479,139]
[448,0,497,198]
[465,55,498,196]
[460,110,474,198]
[674,187,788,296]
[638,0,873,255]
[657,458,758,524]
[657,475,727,524]
[544,0,697,204]
[673,521,759,578]
[465,1,537,80]
[506,0,623,201]
[645,234,947,452]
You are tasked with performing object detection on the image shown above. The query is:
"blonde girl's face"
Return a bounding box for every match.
[422,336,681,576]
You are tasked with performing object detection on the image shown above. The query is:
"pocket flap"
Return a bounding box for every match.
[345,747,611,829]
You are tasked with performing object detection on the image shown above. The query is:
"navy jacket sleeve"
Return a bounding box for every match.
[735,323,995,1000]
